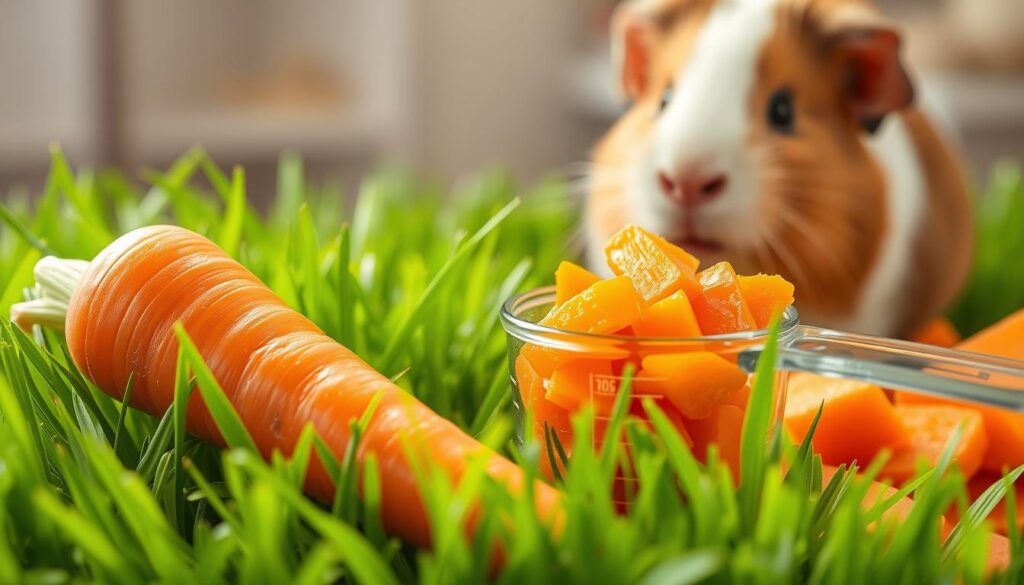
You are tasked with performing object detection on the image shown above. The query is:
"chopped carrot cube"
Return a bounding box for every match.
[964,472,1024,535]
[541,275,643,334]
[515,354,570,433]
[896,308,1024,472]
[784,373,908,466]
[546,359,616,415]
[632,290,702,339]
[554,261,601,306]
[604,224,699,303]
[648,231,700,273]
[686,405,744,480]
[722,384,751,410]
[879,405,987,484]
[649,400,694,447]
[737,274,794,329]
[522,276,641,377]
[637,352,747,419]
[691,262,757,335]
[821,465,949,538]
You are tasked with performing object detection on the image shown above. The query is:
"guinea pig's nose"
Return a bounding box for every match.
[658,171,728,207]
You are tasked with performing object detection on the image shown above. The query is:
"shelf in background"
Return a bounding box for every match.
[131,105,387,162]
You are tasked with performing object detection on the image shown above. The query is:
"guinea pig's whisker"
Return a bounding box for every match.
[772,209,858,277]
[759,229,814,295]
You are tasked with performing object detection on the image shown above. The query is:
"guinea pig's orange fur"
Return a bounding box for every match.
[588,0,972,337]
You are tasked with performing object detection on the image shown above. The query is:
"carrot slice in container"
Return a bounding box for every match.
[691,262,757,335]
[554,261,601,306]
[648,231,700,273]
[896,308,1024,472]
[546,359,616,415]
[722,384,751,410]
[785,373,908,466]
[686,405,744,480]
[516,354,571,436]
[964,472,1024,535]
[637,352,747,420]
[632,290,702,339]
[737,274,794,329]
[521,276,641,377]
[879,405,987,484]
[604,224,699,303]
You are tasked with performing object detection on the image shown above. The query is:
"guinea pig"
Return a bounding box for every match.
[586,0,973,338]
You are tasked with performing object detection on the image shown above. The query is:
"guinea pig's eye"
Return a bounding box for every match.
[766,88,795,134]
[659,87,673,114]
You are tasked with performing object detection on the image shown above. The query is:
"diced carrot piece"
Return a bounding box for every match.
[896,308,1024,472]
[687,405,744,480]
[546,359,616,415]
[785,373,908,465]
[987,533,1011,575]
[541,275,643,333]
[722,384,751,410]
[637,352,747,419]
[691,262,757,335]
[879,405,987,484]
[821,465,949,538]
[604,224,699,303]
[737,274,794,329]
[956,308,1024,358]
[632,290,702,339]
[522,276,641,377]
[963,472,1024,536]
[909,318,961,347]
[628,398,695,447]
[658,402,695,447]
[554,261,601,306]
[516,354,571,434]
[648,232,700,273]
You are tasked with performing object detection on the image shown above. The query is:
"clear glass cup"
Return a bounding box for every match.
[500,286,1024,482]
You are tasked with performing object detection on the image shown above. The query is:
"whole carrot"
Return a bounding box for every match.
[13,225,561,548]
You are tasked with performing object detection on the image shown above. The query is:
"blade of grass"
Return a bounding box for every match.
[377,198,520,370]
[173,323,257,453]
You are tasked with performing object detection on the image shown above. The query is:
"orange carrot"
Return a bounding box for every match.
[691,262,757,335]
[55,225,560,549]
[631,290,702,338]
[909,318,961,347]
[737,274,794,329]
[896,308,1024,471]
[820,465,949,538]
[554,261,600,306]
[604,224,699,302]
[686,405,744,480]
[521,276,640,377]
[879,405,987,484]
[784,373,908,466]
[546,359,616,414]
[636,352,747,419]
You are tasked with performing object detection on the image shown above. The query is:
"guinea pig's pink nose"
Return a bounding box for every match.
[658,171,728,207]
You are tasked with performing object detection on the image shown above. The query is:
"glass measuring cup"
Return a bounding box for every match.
[500,286,1024,481]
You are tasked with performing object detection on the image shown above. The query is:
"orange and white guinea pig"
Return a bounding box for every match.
[587,0,972,338]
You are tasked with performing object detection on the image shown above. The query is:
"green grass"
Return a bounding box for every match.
[0,147,1020,583]
[950,161,1024,337]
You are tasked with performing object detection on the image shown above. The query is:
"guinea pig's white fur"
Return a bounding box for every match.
[587,0,972,338]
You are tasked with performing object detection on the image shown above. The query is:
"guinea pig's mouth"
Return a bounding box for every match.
[673,236,723,256]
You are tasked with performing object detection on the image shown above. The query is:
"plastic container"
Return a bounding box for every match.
[500,286,1024,482]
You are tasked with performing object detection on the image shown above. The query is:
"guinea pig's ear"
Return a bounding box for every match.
[611,2,659,102]
[824,9,914,133]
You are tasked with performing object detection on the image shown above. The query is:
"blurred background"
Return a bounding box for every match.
[1,0,1022,201]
